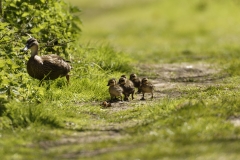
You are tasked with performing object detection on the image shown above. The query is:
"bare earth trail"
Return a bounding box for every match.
[110,62,223,106]
[37,62,230,159]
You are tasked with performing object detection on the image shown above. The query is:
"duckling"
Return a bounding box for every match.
[140,77,154,100]
[22,37,71,85]
[101,101,111,107]
[118,76,135,101]
[130,73,141,93]
[107,78,123,102]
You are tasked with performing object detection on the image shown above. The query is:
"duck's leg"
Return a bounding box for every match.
[131,91,135,100]
[123,94,127,101]
[66,74,70,85]
[114,96,118,101]
[124,95,130,101]
[124,93,130,101]
[110,95,114,103]
[140,93,145,100]
[137,88,141,94]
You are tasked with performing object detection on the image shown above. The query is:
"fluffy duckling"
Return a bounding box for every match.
[118,76,135,101]
[107,78,123,102]
[101,101,111,107]
[22,37,71,85]
[130,73,141,93]
[140,77,154,100]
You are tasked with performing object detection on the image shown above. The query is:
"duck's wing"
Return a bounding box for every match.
[148,82,155,90]
[43,54,70,62]
[115,85,123,92]
[41,54,71,74]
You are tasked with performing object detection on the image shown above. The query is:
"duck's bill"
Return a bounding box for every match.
[22,46,29,51]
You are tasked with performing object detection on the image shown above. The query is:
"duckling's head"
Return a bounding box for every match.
[118,77,126,85]
[130,73,137,80]
[121,75,127,79]
[141,77,148,84]
[107,78,116,86]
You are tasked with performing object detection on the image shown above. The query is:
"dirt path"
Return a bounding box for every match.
[107,62,224,108]
[38,62,230,159]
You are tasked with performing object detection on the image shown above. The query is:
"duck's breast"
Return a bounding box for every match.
[27,56,46,80]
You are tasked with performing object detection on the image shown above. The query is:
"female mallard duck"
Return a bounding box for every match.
[107,78,123,102]
[118,76,135,101]
[140,77,154,100]
[22,37,71,85]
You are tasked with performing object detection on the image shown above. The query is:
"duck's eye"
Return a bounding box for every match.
[27,39,35,44]
[28,43,34,47]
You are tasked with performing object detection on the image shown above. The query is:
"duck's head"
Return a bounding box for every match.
[141,77,148,84]
[121,75,127,79]
[130,73,137,80]
[118,77,126,85]
[107,78,116,86]
[22,38,39,51]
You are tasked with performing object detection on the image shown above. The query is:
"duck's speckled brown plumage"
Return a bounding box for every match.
[139,77,154,100]
[118,76,135,101]
[23,38,71,83]
[107,78,123,102]
[130,73,141,93]
[27,54,71,80]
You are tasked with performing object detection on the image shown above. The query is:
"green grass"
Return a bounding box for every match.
[1,0,240,159]
[71,0,240,64]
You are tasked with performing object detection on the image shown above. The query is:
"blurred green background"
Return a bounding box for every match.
[68,0,240,64]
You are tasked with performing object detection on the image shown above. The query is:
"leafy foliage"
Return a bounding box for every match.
[0,0,133,130]
[0,0,81,102]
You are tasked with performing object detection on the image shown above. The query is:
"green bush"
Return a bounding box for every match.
[0,0,133,129]
[0,0,81,101]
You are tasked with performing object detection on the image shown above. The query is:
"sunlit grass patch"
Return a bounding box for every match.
[2,102,61,128]
[1,0,240,159]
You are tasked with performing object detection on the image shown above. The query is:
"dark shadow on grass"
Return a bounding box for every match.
[75,128,122,133]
